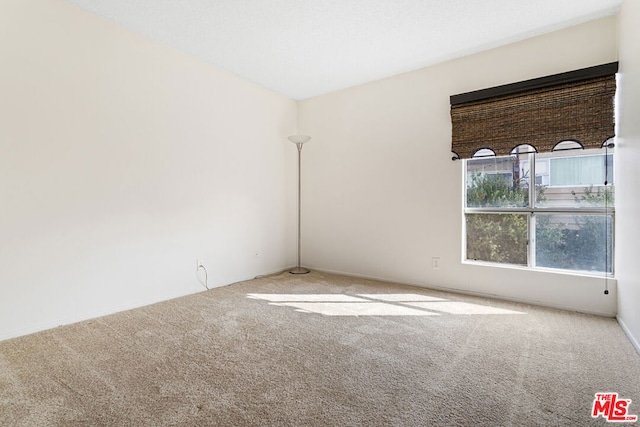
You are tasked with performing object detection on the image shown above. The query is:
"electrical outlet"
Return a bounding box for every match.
[432,257,440,269]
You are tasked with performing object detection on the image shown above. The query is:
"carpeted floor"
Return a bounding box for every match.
[0,271,639,426]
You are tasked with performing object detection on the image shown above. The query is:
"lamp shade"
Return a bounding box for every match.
[288,135,311,144]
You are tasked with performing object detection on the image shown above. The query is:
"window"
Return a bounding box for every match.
[464,147,614,274]
[451,64,617,275]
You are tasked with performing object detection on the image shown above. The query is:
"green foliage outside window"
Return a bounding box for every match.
[535,186,614,273]
[466,173,530,264]
[466,213,528,265]
[466,173,529,207]
[466,173,613,273]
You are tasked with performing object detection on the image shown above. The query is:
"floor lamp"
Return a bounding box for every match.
[288,134,311,274]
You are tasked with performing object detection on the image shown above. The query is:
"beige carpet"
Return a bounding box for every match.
[0,271,639,426]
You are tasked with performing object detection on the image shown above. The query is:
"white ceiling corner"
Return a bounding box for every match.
[63,0,622,100]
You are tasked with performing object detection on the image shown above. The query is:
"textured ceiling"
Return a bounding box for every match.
[63,0,622,100]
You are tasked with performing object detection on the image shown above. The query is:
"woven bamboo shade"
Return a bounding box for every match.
[450,74,616,159]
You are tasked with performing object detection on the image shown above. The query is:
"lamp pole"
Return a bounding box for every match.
[288,135,311,274]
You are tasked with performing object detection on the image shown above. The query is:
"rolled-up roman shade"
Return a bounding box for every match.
[450,63,617,160]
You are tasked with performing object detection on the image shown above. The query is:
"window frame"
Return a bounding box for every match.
[463,149,615,275]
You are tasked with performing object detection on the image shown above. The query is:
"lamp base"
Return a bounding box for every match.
[289,267,310,274]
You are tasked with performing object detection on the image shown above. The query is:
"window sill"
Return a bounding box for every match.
[462,259,615,280]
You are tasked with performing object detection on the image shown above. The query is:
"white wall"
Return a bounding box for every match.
[616,1,640,352]
[298,17,619,316]
[0,0,297,340]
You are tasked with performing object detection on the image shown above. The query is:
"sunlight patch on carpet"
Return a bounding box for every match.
[405,301,526,315]
[357,293,446,302]
[247,293,527,316]
[247,294,367,302]
[269,301,440,316]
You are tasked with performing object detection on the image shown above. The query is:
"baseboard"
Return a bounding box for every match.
[616,315,640,355]
[0,288,204,343]
[0,263,297,343]
[310,266,617,318]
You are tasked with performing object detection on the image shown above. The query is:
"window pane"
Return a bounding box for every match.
[466,156,530,208]
[550,155,612,186]
[466,214,528,265]
[535,150,614,208]
[535,214,613,273]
